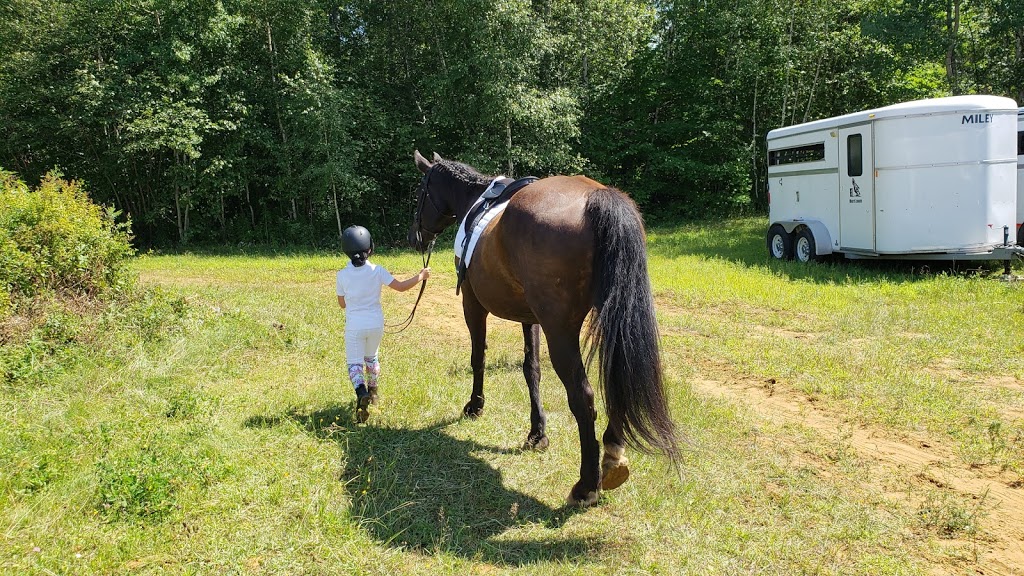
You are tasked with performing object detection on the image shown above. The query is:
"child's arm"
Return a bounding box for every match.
[336,270,346,308]
[388,268,431,292]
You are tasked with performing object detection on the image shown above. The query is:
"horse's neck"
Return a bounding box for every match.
[454,182,490,220]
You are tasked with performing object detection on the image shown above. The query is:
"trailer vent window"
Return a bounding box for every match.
[768,143,825,166]
[847,134,863,177]
[1018,131,1024,156]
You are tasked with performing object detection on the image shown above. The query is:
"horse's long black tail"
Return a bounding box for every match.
[584,187,679,461]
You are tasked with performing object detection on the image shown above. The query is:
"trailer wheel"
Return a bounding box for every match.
[767,224,793,260]
[794,228,819,263]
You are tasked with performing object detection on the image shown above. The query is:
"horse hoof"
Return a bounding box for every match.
[601,460,630,490]
[462,400,484,418]
[566,483,600,507]
[522,434,549,451]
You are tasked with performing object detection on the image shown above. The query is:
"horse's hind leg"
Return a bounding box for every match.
[601,425,630,490]
[462,286,488,418]
[546,330,600,506]
[521,323,548,451]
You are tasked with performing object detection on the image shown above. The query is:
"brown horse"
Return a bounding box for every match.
[408,151,678,506]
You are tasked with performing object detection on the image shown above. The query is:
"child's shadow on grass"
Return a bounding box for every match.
[245,406,602,566]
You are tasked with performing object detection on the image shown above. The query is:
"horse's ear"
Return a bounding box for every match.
[414,150,432,174]
[432,152,443,163]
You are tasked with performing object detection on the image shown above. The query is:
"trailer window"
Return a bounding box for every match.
[847,134,863,177]
[1018,130,1024,156]
[768,143,825,166]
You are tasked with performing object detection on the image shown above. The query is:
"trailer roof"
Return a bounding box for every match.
[768,95,1019,140]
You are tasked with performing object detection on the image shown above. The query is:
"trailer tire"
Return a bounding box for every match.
[794,228,819,263]
[767,224,793,260]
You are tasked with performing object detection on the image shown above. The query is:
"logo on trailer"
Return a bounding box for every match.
[849,178,863,203]
[961,113,994,124]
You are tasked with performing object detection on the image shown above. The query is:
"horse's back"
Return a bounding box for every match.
[504,174,601,234]
[492,175,606,326]
[498,174,601,256]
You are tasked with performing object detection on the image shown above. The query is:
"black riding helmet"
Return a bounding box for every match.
[342,225,374,266]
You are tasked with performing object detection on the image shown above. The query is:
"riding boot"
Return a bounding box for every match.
[367,385,379,405]
[354,384,371,423]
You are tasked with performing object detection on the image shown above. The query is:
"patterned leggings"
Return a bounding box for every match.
[348,356,380,390]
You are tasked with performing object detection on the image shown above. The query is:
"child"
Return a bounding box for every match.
[336,225,430,423]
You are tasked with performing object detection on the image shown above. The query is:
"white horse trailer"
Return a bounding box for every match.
[766,95,1022,268]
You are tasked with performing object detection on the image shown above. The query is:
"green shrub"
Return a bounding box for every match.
[0,169,134,300]
[0,286,10,321]
[0,170,189,386]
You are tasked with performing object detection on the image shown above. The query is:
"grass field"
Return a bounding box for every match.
[2,217,1023,574]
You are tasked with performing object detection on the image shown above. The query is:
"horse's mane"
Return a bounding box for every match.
[437,160,493,187]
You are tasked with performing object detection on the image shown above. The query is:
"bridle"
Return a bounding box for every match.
[386,165,455,333]
[413,166,457,241]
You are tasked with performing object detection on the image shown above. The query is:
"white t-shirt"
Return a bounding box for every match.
[336,262,395,331]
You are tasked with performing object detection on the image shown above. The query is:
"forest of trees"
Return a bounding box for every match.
[2,0,1022,247]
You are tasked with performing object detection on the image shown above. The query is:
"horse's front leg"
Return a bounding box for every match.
[521,323,548,451]
[546,329,600,506]
[462,287,488,418]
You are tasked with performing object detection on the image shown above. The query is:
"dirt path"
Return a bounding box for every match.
[688,364,1024,576]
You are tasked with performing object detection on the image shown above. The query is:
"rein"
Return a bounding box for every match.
[384,237,434,334]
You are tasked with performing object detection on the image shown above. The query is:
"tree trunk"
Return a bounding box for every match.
[945,0,961,94]
[174,151,184,243]
[506,120,514,176]
[332,184,343,244]
[219,189,226,240]
[245,181,256,229]
[267,20,294,227]
[174,185,183,242]
[579,0,589,91]
[780,5,796,126]
[1016,27,1024,103]
[426,0,448,74]
[803,49,823,123]
[751,75,760,203]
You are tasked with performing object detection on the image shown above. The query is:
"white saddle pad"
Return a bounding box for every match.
[454,178,508,269]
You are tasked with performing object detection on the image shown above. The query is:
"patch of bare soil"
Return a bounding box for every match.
[688,360,1024,576]
[924,358,1024,423]
[384,285,468,337]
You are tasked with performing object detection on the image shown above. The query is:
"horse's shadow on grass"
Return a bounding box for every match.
[245,406,601,566]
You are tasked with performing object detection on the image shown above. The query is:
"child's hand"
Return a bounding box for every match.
[419,267,431,281]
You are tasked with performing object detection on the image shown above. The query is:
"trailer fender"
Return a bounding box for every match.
[777,220,834,256]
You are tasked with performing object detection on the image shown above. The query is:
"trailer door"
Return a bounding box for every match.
[839,124,875,252]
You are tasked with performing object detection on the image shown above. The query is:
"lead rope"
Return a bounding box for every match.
[384,238,435,334]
